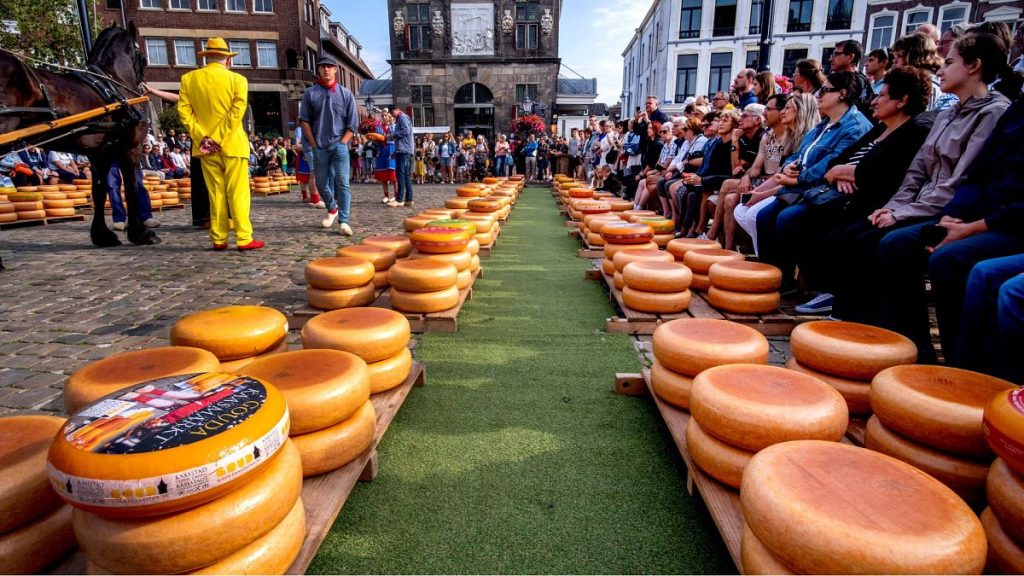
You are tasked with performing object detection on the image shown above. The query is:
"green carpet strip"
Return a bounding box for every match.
[310,188,732,574]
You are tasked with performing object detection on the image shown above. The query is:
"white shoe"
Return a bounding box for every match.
[112,221,126,231]
[143,218,160,228]
[313,201,326,209]
[321,210,338,228]
[381,197,391,204]
[388,201,404,207]
[339,222,353,236]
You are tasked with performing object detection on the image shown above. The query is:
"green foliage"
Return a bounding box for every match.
[156,105,184,134]
[0,0,103,66]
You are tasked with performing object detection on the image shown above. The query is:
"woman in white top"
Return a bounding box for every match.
[597,120,618,169]
[494,134,510,177]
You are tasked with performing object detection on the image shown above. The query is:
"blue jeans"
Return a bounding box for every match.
[312,142,351,223]
[395,152,414,203]
[958,254,1024,381]
[494,156,507,177]
[753,198,792,285]
[106,159,152,223]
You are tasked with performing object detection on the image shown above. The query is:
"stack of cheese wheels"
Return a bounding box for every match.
[252,176,271,195]
[650,319,769,410]
[445,196,471,211]
[865,365,1014,507]
[337,244,397,291]
[461,211,499,246]
[69,179,91,206]
[466,197,502,227]
[740,441,987,575]
[583,213,621,248]
[632,217,676,247]
[147,182,167,207]
[42,187,76,218]
[0,415,75,574]
[602,223,657,269]
[665,237,721,264]
[175,178,192,201]
[170,305,290,373]
[0,195,15,224]
[688,364,848,488]
[707,260,782,314]
[304,257,376,311]
[787,320,917,416]
[403,213,438,233]
[682,248,744,293]
[389,259,461,313]
[363,235,413,259]
[983,457,1024,574]
[455,184,487,198]
[64,346,221,412]
[422,219,481,284]
[620,255,693,314]
[241,349,374,477]
[11,189,45,220]
[609,247,673,290]
[301,307,412,394]
[566,188,596,219]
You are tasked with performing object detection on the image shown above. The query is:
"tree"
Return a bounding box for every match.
[157,105,184,135]
[0,0,103,66]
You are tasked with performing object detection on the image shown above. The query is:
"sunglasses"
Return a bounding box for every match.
[818,86,841,95]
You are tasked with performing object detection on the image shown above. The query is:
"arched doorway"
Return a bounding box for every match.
[454,83,494,143]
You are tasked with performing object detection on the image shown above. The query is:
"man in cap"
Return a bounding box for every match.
[298,54,359,234]
[178,37,263,250]
[388,103,415,207]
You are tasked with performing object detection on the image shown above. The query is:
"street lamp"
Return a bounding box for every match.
[364,96,375,113]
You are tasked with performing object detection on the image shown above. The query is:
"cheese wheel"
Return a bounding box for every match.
[631,217,675,233]
[587,231,606,246]
[372,269,389,289]
[456,186,485,197]
[603,241,659,259]
[218,339,288,373]
[42,191,68,199]
[43,198,74,208]
[74,441,302,574]
[652,318,769,376]
[785,358,872,414]
[612,248,674,273]
[474,230,497,246]
[865,415,989,506]
[65,347,222,413]
[365,132,385,144]
[421,208,454,219]
[609,200,632,211]
[601,222,655,244]
[301,308,409,363]
[17,209,46,219]
[409,226,473,254]
[0,416,65,533]
[461,212,496,232]
[587,217,624,235]
[469,255,481,273]
[445,196,471,209]
[49,373,290,518]
[871,365,1014,458]
[240,349,370,435]
[981,507,1024,575]
[686,417,753,488]
[464,237,480,256]
[650,358,694,410]
[467,198,501,212]
[622,260,692,293]
[291,401,376,477]
[741,441,987,575]
[362,235,413,259]
[666,237,721,260]
[170,306,288,361]
[741,524,796,575]
[190,497,305,575]
[456,268,473,290]
[689,272,710,292]
[983,388,1024,476]
[391,284,460,313]
[306,283,376,310]
[790,321,917,380]
[612,271,625,290]
[652,233,674,247]
[0,203,14,213]
[622,287,692,314]
[46,207,77,217]
[12,200,43,210]
[988,458,1024,544]
[708,261,782,292]
[621,209,657,220]
[37,185,60,192]
[568,188,594,199]
[600,258,615,276]
[424,218,477,236]
[0,505,74,574]
[367,347,413,394]
[0,212,15,223]
[410,249,472,272]
[682,248,744,274]
[305,257,376,290]
[388,259,458,292]
[707,286,780,314]
[403,215,436,232]
[336,244,396,271]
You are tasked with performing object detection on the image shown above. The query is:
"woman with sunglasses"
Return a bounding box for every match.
[623,121,664,202]
[634,121,681,210]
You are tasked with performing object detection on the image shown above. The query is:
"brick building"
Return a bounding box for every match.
[863,0,1021,52]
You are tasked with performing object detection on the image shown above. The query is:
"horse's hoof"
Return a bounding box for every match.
[91,228,122,247]
[128,228,161,245]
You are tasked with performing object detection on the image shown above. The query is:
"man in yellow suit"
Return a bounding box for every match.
[178,37,263,251]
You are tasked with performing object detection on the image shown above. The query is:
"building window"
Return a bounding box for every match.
[145,38,168,65]
[749,0,763,34]
[679,0,701,39]
[821,47,834,72]
[904,11,930,36]
[225,0,244,11]
[708,52,732,94]
[826,0,851,30]
[713,0,737,37]
[229,40,250,66]
[408,3,432,51]
[516,24,538,49]
[305,48,316,73]
[782,48,808,78]
[516,84,538,103]
[516,1,540,49]
[197,0,215,9]
[939,5,968,33]
[304,0,314,24]
[674,54,698,102]
[169,0,188,9]
[106,0,121,8]
[173,39,195,66]
[868,14,895,51]
[515,1,540,21]
[788,0,813,32]
[411,85,434,127]
[256,41,277,68]
[140,0,160,8]
[746,50,759,69]
[253,0,271,13]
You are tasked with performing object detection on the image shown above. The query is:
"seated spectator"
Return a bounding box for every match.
[48,149,89,183]
[753,71,776,107]
[892,33,956,111]
[636,119,683,211]
[958,254,1024,382]
[140,143,163,179]
[594,164,622,196]
[16,146,50,185]
[161,148,186,179]
[676,110,737,237]
[627,122,665,202]
[663,117,709,225]
[793,59,826,97]
[168,146,190,177]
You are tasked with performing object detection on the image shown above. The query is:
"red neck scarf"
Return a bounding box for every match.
[317,78,337,92]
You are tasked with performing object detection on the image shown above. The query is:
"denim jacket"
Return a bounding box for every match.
[777,105,872,203]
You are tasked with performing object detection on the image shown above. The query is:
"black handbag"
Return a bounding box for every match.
[800,183,843,207]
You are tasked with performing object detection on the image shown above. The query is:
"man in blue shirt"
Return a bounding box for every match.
[733,69,758,108]
[388,103,415,207]
[299,55,359,235]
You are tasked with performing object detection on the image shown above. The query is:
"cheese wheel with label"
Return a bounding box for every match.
[362,235,413,258]
[981,507,1024,575]
[291,400,376,477]
[306,283,375,311]
[612,247,674,273]
[987,458,1024,544]
[65,347,221,413]
[218,339,288,373]
[622,286,691,314]
[982,387,1024,475]
[652,318,769,376]
[73,440,302,574]
[301,307,410,363]
[0,416,66,533]
[336,245,396,271]
[682,248,745,274]
[304,257,375,290]
[865,415,989,506]
[708,260,783,292]
[871,365,1014,458]
[409,226,473,254]
[467,198,501,213]
[171,306,288,361]
[650,358,694,410]
[785,358,872,414]
[367,347,413,394]
[240,350,370,435]
[741,441,987,575]
[622,260,692,293]
[741,524,796,575]
[391,284,460,314]
[388,259,458,292]
[686,417,753,488]
[691,364,848,452]
[666,237,722,261]
[707,286,780,314]
[410,249,472,272]
[789,321,917,380]
[0,504,74,575]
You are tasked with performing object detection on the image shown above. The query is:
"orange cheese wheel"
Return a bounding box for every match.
[336,244,396,271]
[568,188,594,199]
[37,185,60,192]
[301,307,410,363]
[622,261,692,293]
[587,232,606,246]
[650,358,695,410]
[74,440,301,574]
[601,222,655,244]
[467,198,501,213]
[666,237,721,261]
[469,255,481,273]
[621,209,657,220]
[689,272,710,292]
[372,269,389,289]
[421,208,454,219]
[427,218,477,236]
[445,196,471,209]
[741,524,796,575]
[742,441,987,575]
[46,207,77,217]
[601,258,616,276]
[410,249,472,273]
[587,217,624,235]
[8,192,42,202]
[790,320,917,380]
[474,230,497,246]
[584,212,619,227]
[612,271,625,291]
[403,215,436,232]
[622,287,692,314]
[65,347,221,413]
[17,209,46,219]
[43,198,74,208]
[682,248,744,274]
[291,401,376,477]
[388,259,458,292]
[482,177,500,185]
[240,349,370,435]
[652,233,674,247]
[465,237,480,256]
[456,269,473,290]
[409,226,473,254]
[0,416,66,533]
[652,318,769,376]
[461,212,497,231]
[612,247,674,273]
[218,339,288,373]
[988,458,1024,543]
[305,257,375,290]
[708,261,782,292]
[49,373,290,518]
[785,358,872,415]
[871,365,1014,458]
[981,507,1024,575]
[631,217,675,234]
[57,184,76,191]
[189,496,305,575]
[456,186,485,197]
[609,200,632,211]
[0,203,13,214]
[170,305,288,361]
[391,284,460,313]
[686,417,753,488]
[603,241,659,259]
[0,505,74,575]
[0,212,15,223]
[365,132,386,144]
[307,283,376,310]
[362,235,413,258]
[367,347,413,394]
[982,388,1024,476]
[42,191,68,200]
[13,200,43,211]
[707,286,780,314]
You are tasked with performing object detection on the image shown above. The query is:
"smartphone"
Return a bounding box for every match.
[921,224,948,247]
[740,193,753,204]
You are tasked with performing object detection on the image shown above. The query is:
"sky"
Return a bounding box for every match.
[325,0,650,105]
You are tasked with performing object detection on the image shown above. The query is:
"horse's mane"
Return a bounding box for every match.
[89,25,131,68]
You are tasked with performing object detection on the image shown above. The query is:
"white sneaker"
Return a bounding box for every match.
[143,218,160,228]
[388,201,404,207]
[313,201,326,209]
[321,210,338,228]
[112,221,126,231]
[381,197,391,204]
[339,222,353,236]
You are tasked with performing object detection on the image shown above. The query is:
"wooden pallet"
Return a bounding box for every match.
[478,228,499,257]
[370,269,480,333]
[0,214,86,230]
[575,228,605,259]
[49,362,426,576]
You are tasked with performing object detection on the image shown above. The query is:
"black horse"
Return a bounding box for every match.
[0,22,158,246]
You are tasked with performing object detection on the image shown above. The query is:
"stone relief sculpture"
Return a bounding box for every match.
[393,10,405,36]
[500,9,514,34]
[540,8,554,35]
[431,10,445,37]
[450,3,495,56]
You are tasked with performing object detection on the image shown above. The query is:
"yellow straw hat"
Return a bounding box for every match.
[197,37,238,58]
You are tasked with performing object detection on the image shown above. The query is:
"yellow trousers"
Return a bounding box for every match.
[200,154,252,245]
